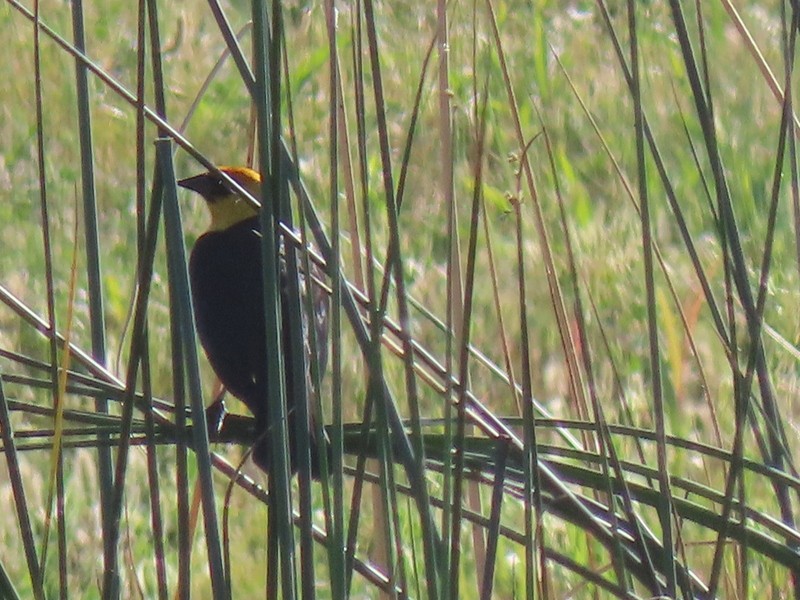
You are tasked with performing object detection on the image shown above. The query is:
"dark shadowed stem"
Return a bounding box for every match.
[627,2,676,596]
[32,0,69,595]
[69,0,115,584]
[667,3,796,565]
[362,0,443,597]
[479,438,509,600]
[142,2,171,595]
[251,1,297,596]
[158,141,228,598]
[0,376,43,599]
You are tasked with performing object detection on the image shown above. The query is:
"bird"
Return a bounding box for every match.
[178,165,329,479]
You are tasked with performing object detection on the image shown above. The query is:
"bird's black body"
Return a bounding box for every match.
[189,217,270,407]
[181,169,328,478]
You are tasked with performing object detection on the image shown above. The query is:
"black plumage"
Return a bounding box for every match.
[179,167,328,477]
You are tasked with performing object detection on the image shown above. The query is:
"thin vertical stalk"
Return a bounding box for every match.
[510,194,542,600]
[280,28,339,597]
[269,4,318,594]
[284,155,430,598]
[438,0,458,595]
[541,121,633,594]
[709,5,800,594]
[782,0,800,312]
[0,375,43,599]
[141,0,169,596]
[667,2,795,554]
[348,8,399,591]
[361,1,441,596]
[251,0,296,595]
[479,438,509,600]
[55,204,82,600]
[32,0,69,594]
[627,2,675,595]
[484,0,585,427]
[322,0,346,596]
[364,27,438,598]
[344,5,386,592]
[279,118,316,600]
[368,363,405,597]
[448,84,488,599]
[464,6,487,588]
[157,139,228,598]
[207,0,257,91]
[346,17,408,575]
[172,315,190,598]
[69,0,114,579]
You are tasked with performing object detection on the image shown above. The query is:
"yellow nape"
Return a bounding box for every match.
[207,193,260,232]
[219,165,261,193]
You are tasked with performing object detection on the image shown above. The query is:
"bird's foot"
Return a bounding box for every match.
[205,395,227,439]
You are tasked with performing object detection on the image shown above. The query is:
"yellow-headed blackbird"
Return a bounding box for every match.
[178,166,328,478]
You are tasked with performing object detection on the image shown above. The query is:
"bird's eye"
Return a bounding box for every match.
[214,178,230,195]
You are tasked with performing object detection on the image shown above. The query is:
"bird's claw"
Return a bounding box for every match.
[205,396,227,438]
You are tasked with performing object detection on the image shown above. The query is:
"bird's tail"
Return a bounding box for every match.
[251,415,330,481]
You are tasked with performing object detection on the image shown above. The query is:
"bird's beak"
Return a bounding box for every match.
[177,173,211,195]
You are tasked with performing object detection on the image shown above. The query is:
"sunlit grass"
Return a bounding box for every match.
[1,0,799,597]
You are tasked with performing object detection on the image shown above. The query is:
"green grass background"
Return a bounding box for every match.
[1,0,799,597]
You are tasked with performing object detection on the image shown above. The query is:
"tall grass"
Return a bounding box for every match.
[1,0,799,597]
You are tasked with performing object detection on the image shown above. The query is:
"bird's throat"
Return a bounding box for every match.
[207,195,259,232]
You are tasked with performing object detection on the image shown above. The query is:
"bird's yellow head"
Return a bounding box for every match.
[178,166,261,232]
